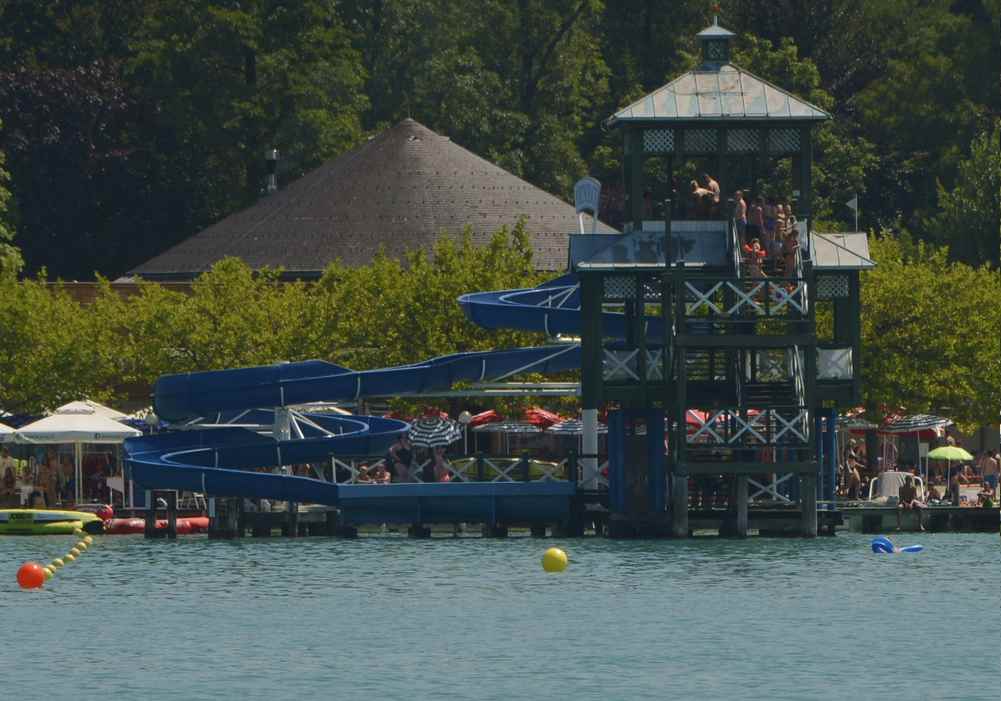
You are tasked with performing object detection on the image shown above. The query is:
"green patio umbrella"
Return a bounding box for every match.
[927,445,974,491]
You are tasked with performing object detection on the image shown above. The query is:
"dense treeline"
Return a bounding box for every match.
[0,227,550,415]
[0,0,997,280]
[1,226,998,429]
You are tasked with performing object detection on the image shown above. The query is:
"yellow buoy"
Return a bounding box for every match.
[542,547,568,572]
[63,553,76,562]
[76,541,88,551]
[42,567,54,580]
[69,547,81,557]
[73,528,84,536]
[83,535,93,545]
[50,558,64,569]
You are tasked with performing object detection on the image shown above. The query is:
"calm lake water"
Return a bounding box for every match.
[1,532,997,700]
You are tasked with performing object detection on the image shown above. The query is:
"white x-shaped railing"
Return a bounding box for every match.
[332,456,566,483]
[684,280,806,318]
[769,282,806,313]
[749,473,795,504]
[603,348,640,381]
[687,408,810,446]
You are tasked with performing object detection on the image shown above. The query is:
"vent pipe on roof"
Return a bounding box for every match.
[265,148,279,194]
[574,177,601,234]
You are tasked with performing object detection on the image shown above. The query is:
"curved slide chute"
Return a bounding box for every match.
[127,414,408,505]
[458,276,666,339]
[154,344,581,423]
[127,273,656,504]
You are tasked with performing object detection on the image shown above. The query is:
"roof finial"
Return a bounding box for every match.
[711,2,721,25]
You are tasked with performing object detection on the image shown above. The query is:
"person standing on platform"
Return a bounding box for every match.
[734,190,747,242]
[702,173,721,217]
[747,196,764,243]
[387,435,414,483]
[977,451,998,494]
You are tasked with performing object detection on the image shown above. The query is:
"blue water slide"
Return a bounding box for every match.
[459,277,665,339]
[127,414,408,505]
[126,272,657,504]
[154,344,581,423]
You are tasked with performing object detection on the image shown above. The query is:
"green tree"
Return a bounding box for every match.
[0,276,114,413]
[853,1,997,231]
[861,234,1001,430]
[305,224,545,371]
[0,119,20,278]
[731,35,878,226]
[348,0,608,198]
[931,122,1001,268]
[128,0,368,254]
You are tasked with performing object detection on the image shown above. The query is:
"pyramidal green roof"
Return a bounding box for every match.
[608,63,831,125]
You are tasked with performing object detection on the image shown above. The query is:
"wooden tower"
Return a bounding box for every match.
[571,16,873,537]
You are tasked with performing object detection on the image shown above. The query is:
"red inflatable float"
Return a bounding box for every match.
[104,517,209,535]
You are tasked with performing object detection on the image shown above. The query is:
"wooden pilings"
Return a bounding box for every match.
[144,490,177,539]
[670,474,689,537]
[800,473,818,537]
[208,498,243,539]
[735,475,749,537]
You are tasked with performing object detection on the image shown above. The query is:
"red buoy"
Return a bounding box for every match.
[17,562,46,589]
[96,504,114,521]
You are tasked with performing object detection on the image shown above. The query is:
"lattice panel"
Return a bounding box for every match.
[684,128,718,153]
[816,274,849,299]
[643,129,674,153]
[768,128,800,153]
[642,278,662,301]
[646,350,664,381]
[727,129,760,153]
[604,275,637,299]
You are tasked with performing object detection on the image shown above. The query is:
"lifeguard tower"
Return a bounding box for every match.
[571,16,873,537]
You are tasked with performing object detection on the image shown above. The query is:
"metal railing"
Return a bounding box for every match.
[682,277,808,320]
[686,407,811,447]
[331,454,573,485]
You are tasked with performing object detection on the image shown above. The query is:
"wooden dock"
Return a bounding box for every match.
[841,506,999,533]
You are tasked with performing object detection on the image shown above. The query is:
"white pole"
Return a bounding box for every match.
[75,442,83,504]
[854,193,859,232]
[582,409,598,487]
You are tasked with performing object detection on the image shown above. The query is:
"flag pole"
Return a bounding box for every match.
[854,192,859,232]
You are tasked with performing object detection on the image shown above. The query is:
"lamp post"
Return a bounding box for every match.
[458,411,473,456]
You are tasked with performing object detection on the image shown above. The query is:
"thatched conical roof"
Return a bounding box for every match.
[130,119,614,279]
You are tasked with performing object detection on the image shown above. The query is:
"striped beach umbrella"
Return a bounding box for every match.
[472,422,542,434]
[545,419,608,435]
[880,414,953,434]
[407,416,461,448]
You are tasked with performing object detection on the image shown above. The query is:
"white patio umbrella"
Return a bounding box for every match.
[0,421,14,443]
[54,400,128,420]
[13,404,140,503]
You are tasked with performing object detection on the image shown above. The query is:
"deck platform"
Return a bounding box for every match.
[841,506,999,533]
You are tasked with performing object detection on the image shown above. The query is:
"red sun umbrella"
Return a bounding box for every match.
[468,409,503,428]
[522,407,564,428]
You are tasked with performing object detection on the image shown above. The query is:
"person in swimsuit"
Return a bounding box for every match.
[896,476,925,531]
[747,196,764,242]
[702,173,721,217]
[782,227,800,277]
[762,197,778,254]
[733,190,747,243]
[387,436,414,482]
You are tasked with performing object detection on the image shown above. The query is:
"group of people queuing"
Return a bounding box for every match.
[733,188,800,278]
[385,436,452,483]
[1,446,112,507]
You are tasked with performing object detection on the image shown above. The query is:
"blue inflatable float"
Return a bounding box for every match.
[871,536,923,554]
